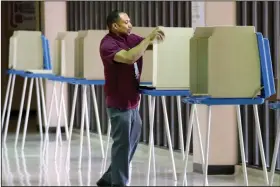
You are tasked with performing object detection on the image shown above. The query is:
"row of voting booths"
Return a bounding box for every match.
[2,26,279,186]
[53,27,193,89]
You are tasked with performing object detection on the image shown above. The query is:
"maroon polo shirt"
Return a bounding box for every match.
[100,32,144,110]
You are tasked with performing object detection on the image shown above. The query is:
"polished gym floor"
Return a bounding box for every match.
[2,130,280,186]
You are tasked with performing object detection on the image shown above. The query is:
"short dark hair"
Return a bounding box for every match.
[106,10,122,30]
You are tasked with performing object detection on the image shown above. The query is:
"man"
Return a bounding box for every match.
[96,10,165,187]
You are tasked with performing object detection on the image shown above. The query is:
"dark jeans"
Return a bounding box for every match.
[99,107,142,186]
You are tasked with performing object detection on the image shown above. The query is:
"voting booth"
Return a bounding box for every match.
[183,27,275,186]
[8,30,43,70]
[133,26,194,90]
[130,26,194,183]
[190,26,261,98]
[8,30,52,73]
[3,30,56,150]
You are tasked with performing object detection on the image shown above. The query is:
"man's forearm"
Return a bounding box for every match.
[126,37,151,62]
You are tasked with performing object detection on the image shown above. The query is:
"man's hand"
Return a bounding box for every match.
[148,26,165,43]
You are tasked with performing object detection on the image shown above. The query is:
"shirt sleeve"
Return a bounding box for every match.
[100,39,123,64]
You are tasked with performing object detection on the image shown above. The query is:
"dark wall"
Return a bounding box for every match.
[236,1,280,171]
[66,1,193,151]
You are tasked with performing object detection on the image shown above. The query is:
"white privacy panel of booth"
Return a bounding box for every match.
[54,31,78,77]
[83,30,107,80]
[9,31,44,71]
[190,26,261,98]
[72,30,107,80]
[75,31,88,78]
[132,27,154,84]
[133,27,194,90]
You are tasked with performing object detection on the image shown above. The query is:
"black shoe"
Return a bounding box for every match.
[96,178,111,187]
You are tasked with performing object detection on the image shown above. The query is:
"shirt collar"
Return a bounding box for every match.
[108,31,128,42]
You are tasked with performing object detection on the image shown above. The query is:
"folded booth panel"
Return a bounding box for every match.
[54,32,66,75]
[191,38,209,95]
[8,36,16,69]
[55,31,78,77]
[9,31,43,71]
[153,27,193,90]
[190,26,261,98]
[190,27,214,95]
[75,31,88,78]
[83,30,107,80]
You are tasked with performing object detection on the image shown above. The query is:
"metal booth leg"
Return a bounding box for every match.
[84,92,92,157]
[176,96,185,160]
[55,82,65,159]
[42,80,57,153]
[183,104,205,186]
[91,85,104,158]
[269,114,280,186]
[236,105,248,186]
[66,84,79,171]
[161,96,177,181]
[51,82,62,144]
[2,74,13,128]
[253,104,269,185]
[3,74,16,143]
[61,89,69,140]
[55,82,63,146]
[183,104,196,185]
[21,78,34,150]
[35,78,43,142]
[78,85,87,168]
[195,105,206,173]
[147,95,156,186]
[203,105,212,186]
[14,77,28,147]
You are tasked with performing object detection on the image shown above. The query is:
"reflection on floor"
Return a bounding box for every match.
[2,132,280,186]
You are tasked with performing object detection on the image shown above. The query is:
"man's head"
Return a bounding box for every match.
[106,10,132,35]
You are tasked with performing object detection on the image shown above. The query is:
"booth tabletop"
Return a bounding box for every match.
[7,69,55,79]
[139,89,191,97]
[182,96,265,105]
[47,76,105,85]
[46,77,105,85]
[6,70,105,85]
